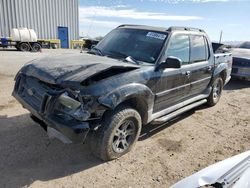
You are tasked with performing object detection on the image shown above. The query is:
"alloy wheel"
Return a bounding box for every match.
[112,119,136,153]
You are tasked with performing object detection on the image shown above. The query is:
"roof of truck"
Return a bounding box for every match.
[118,24,168,32]
[117,24,205,33]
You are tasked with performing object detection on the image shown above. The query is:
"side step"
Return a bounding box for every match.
[151,99,207,125]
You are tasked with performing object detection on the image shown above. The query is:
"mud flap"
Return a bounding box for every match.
[47,127,73,144]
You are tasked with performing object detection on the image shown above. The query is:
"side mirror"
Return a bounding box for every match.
[157,56,182,70]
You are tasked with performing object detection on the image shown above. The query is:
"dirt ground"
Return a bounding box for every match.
[0,49,249,188]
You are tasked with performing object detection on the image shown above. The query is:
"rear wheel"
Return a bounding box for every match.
[32,43,42,52]
[207,77,223,106]
[19,43,30,52]
[91,106,142,161]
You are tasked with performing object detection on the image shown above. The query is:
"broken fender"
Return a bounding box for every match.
[98,83,154,110]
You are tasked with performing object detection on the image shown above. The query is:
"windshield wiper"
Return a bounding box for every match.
[124,56,140,65]
[108,50,140,65]
[89,47,104,56]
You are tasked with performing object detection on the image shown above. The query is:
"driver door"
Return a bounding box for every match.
[153,34,191,113]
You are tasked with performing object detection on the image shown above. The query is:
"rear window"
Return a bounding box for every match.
[190,35,207,62]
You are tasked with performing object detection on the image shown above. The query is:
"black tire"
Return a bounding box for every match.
[16,45,21,51]
[207,77,223,106]
[32,43,42,52]
[19,43,30,52]
[91,106,142,161]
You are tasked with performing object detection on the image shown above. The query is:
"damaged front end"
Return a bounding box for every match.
[12,53,140,144]
[12,74,104,143]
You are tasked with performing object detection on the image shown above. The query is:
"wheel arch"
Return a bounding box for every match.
[115,97,149,125]
[98,83,154,125]
[212,64,228,85]
[219,69,227,84]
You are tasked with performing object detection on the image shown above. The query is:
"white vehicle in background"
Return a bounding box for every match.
[0,28,42,52]
[171,150,250,188]
[231,42,250,81]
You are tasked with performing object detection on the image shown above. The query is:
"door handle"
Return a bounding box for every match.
[182,71,191,77]
[207,66,212,71]
[185,71,191,76]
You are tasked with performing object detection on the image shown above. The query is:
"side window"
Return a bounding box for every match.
[190,35,207,62]
[166,35,190,65]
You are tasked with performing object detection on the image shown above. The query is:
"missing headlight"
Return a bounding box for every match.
[54,92,91,121]
[57,93,81,111]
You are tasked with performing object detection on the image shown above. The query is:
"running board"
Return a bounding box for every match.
[151,99,207,125]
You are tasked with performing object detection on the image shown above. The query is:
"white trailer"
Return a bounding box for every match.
[0,28,42,52]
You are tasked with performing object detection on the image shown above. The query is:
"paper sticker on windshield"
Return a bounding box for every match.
[146,32,166,40]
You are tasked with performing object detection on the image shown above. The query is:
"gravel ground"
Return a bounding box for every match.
[0,49,249,188]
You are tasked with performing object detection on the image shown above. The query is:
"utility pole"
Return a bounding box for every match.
[219,30,223,43]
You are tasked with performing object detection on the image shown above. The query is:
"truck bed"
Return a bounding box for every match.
[214,53,233,84]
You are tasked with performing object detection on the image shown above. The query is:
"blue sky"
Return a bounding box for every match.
[79,0,250,42]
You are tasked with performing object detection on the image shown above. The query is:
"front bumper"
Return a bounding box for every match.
[14,92,90,143]
[12,75,91,143]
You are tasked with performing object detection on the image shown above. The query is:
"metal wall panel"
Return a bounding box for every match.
[0,0,79,45]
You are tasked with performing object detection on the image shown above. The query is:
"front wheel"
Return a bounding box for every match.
[207,77,223,106]
[91,106,142,161]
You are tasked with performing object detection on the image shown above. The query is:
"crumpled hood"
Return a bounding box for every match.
[21,53,139,85]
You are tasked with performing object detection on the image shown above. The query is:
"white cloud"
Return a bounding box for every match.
[227,23,241,27]
[148,0,230,3]
[192,0,229,2]
[79,18,121,37]
[79,6,203,21]
[79,5,203,37]
[79,18,121,27]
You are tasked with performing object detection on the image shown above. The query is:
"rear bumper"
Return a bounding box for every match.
[13,91,90,143]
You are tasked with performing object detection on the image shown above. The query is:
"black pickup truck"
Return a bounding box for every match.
[13,25,232,161]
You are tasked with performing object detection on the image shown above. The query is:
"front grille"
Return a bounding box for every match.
[233,57,250,67]
[15,75,59,111]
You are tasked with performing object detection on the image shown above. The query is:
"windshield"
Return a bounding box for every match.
[94,28,168,64]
